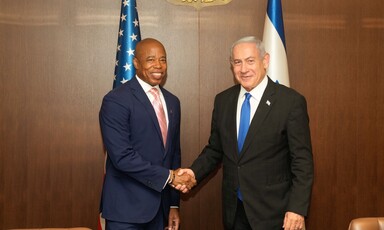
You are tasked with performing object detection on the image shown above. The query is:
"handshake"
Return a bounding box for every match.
[169,168,197,193]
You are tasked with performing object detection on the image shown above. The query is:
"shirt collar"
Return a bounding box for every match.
[136,75,161,93]
[239,75,268,101]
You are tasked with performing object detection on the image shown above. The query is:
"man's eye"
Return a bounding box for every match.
[246,59,255,64]
[233,60,241,65]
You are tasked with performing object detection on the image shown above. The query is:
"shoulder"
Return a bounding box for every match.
[161,87,180,104]
[161,87,179,99]
[101,80,139,109]
[215,84,240,100]
[269,79,306,103]
[103,82,131,99]
[270,85,309,118]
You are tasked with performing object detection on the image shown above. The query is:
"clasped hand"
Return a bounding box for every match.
[170,168,196,193]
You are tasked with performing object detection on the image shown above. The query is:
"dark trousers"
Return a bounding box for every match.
[229,199,252,230]
[106,206,164,230]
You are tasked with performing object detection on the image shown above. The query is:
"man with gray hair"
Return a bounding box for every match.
[177,36,314,230]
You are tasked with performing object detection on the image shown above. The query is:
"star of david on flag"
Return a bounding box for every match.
[113,0,141,89]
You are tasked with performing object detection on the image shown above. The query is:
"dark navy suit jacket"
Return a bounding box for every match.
[99,76,181,223]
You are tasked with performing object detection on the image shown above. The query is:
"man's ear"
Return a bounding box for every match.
[263,53,270,69]
[133,57,139,69]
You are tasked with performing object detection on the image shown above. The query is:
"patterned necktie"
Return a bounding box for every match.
[149,88,168,146]
[238,92,251,152]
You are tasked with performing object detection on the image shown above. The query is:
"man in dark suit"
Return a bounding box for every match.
[177,36,314,230]
[99,38,193,230]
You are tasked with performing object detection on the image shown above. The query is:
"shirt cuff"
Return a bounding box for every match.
[163,170,172,189]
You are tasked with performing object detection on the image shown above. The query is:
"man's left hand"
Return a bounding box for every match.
[167,208,180,230]
[283,211,305,230]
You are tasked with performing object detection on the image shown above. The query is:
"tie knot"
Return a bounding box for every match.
[150,88,160,98]
[244,92,251,101]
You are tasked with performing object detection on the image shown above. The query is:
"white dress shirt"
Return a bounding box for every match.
[236,76,268,138]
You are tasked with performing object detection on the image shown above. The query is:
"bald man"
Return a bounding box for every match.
[99,38,194,230]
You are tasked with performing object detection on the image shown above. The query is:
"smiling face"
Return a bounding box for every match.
[231,42,269,91]
[133,38,167,86]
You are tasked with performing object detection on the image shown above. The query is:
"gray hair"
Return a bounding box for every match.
[230,36,266,60]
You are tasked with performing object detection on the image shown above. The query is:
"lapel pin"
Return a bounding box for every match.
[266,100,271,106]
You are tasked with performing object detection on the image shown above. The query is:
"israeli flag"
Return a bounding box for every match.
[262,0,290,87]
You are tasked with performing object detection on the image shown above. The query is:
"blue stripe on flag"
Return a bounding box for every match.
[267,0,286,48]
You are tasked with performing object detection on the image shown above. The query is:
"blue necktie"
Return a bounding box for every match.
[238,93,251,152]
[237,93,251,201]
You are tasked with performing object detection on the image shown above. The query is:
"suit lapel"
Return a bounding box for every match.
[162,88,174,153]
[129,78,165,150]
[227,87,241,161]
[239,78,276,157]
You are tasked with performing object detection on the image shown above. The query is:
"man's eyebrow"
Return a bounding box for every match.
[233,56,255,60]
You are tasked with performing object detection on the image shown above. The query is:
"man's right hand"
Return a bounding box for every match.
[171,168,197,193]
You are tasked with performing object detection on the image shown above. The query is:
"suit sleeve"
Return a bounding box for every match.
[190,96,224,182]
[170,99,181,207]
[286,94,314,216]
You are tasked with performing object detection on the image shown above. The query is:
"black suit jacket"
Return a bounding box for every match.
[191,77,314,229]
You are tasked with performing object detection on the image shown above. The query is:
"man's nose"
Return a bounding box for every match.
[240,63,248,73]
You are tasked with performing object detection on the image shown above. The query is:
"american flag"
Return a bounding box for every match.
[113,0,141,88]
[262,0,290,87]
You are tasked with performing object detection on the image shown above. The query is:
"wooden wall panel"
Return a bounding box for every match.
[1,0,384,229]
[0,0,118,228]
[284,0,384,229]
